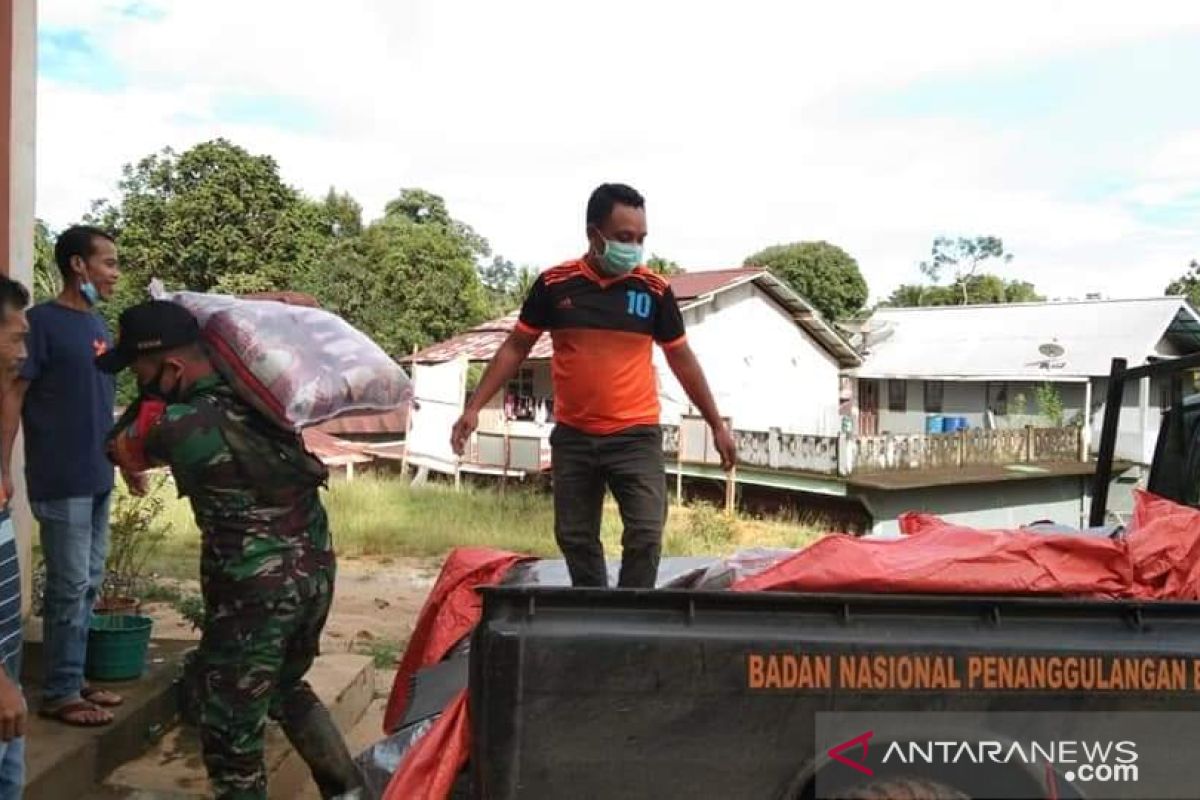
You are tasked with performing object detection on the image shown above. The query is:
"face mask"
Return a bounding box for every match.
[75,261,100,306]
[139,363,182,403]
[597,239,643,277]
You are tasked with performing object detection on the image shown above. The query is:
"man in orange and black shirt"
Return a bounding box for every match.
[451,183,735,588]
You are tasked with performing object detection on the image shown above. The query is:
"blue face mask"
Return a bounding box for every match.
[80,281,99,306]
[598,239,643,276]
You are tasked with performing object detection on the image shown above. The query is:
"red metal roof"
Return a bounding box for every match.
[301,429,373,463]
[668,268,763,302]
[312,406,410,437]
[405,311,554,363]
[404,268,765,364]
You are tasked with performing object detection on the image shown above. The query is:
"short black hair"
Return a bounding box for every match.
[586,183,645,228]
[54,225,115,278]
[0,277,30,322]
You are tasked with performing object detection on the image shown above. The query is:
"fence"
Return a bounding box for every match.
[662,417,1085,478]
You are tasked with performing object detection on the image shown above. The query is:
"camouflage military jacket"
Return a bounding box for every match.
[110,374,333,595]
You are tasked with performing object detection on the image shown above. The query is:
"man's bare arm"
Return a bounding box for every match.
[450,330,539,455]
[0,379,27,500]
[663,343,737,470]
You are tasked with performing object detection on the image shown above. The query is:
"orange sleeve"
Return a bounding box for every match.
[659,334,688,352]
[514,319,543,337]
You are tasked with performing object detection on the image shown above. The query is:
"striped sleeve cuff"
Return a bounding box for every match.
[514,320,544,336]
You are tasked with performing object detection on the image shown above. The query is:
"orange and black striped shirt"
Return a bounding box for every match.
[517,258,687,436]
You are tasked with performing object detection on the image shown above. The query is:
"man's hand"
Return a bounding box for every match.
[0,475,11,510]
[713,422,738,471]
[0,670,26,742]
[123,469,150,497]
[451,410,479,457]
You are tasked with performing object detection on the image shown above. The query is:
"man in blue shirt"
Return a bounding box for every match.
[0,276,31,799]
[0,226,138,726]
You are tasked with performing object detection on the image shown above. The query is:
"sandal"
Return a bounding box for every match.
[82,685,124,708]
[39,699,114,727]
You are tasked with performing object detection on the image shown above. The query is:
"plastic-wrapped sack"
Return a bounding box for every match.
[150,282,412,431]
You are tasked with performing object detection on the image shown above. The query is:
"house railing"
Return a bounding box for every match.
[662,418,1085,478]
[851,426,1084,474]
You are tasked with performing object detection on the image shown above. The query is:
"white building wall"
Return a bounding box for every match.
[875,379,1089,435]
[8,0,36,616]
[654,282,842,435]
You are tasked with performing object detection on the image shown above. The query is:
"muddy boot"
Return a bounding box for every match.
[279,703,366,799]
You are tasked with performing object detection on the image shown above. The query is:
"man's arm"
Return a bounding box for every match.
[663,343,737,470]
[450,330,539,455]
[108,398,154,496]
[0,379,27,502]
[0,664,25,742]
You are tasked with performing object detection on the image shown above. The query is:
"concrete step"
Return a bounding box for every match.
[24,639,194,800]
[97,654,375,799]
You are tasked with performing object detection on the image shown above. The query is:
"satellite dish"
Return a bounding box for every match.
[1038,342,1066,359]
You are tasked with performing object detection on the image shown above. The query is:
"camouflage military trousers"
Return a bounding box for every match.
[197,567,335,800]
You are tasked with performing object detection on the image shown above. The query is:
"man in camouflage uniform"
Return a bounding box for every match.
[99,301,363,800]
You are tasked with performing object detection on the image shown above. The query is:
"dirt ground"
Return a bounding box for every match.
[142,556,442,662]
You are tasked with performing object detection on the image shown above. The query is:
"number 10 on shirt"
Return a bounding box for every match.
[626,290,652,319]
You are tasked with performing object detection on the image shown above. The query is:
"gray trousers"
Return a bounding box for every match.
[549,424,668,588]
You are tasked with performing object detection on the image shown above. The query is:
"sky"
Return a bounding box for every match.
[35,0,1200,303]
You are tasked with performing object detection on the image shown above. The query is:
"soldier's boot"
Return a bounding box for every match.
[279,703,366,799]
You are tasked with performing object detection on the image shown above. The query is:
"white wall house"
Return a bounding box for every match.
[850,297,1200,467]
[654,269,859,435]
[405,268,860,466]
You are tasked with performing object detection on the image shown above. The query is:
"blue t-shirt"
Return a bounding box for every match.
[20,302,116,501]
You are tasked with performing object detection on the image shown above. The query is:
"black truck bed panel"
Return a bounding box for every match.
[470,588,1200,800]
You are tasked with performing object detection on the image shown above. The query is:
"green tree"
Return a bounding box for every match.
[918,236,1014,305]
[479,255,518,315]
[33,219,59,302]
[88,138,329,297]
[1166,259,1200,308]
[317,188,364,239]
[886,274,1042,307]
[744,241,868,322]
[511,266,539,306]
[646,254,683,276]
[310,189,492,356]
[1035,383,1065,427]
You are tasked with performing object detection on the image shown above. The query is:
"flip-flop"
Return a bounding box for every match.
[82,686,124,707]
[39,699,113,727]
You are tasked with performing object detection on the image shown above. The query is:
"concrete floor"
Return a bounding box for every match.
[20,638,194,800]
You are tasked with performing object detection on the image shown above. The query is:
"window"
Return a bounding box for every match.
[507,368,534,398]
[924,381,944,414]
[888,380,908,413]
[505,369,536,420]
[986,382,1009,416]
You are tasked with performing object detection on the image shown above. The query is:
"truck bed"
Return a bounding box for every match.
[470,587,1200,799]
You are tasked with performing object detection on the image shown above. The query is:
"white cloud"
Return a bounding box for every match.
[34,0,1200,303]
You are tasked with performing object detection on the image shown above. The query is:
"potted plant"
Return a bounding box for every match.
[95,474,171,614]
[87,474,171,683]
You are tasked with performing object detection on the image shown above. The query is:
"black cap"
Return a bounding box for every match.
[97,300,201,374]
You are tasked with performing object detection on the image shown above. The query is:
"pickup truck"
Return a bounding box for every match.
[368,354,1200,800]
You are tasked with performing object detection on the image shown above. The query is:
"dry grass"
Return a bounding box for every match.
[138,474,824,579]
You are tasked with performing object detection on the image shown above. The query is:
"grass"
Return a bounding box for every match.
[126,474,825,580]
[355,636,404,669]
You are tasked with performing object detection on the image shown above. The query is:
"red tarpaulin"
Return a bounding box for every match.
[384,491,1200,798]
[384,690,470,800]
[733,490,1200,599]
[383,547,530,733]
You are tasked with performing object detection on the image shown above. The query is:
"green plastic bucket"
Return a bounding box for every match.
[86,614,153,682]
